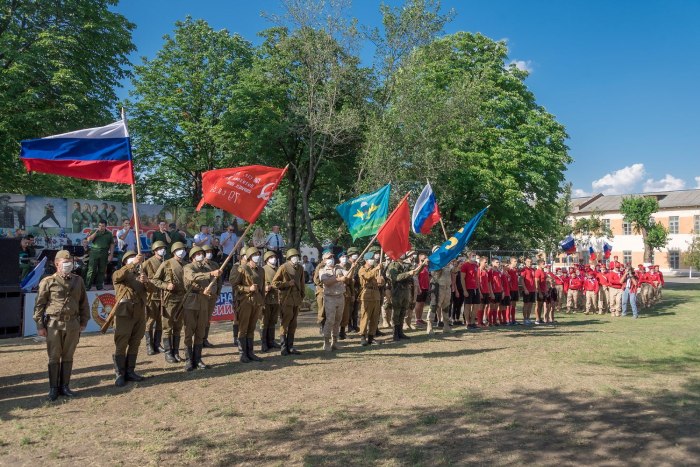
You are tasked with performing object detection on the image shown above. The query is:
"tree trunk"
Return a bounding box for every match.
[642,228,652,263]
[286,173,298,249]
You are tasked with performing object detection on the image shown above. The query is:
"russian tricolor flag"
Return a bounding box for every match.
[559,235,576,255]
[603,240,613,259]
[20,120,134,184]
[589,245,597,261]
[411,182,442,234]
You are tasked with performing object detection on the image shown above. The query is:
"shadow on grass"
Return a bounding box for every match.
[163,379,700,466]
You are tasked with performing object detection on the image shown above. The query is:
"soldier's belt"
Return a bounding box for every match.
[49,314,76,322]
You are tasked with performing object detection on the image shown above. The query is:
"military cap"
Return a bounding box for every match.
[285,248,300,259]
[171,241,186,253]
[347,247,360,255]
[55,250,71,260]
[122,250,137,263]
[245,246,259,258]
[368,246,381,253]
[151,240,167,251]
[202,244,213,252]
[189,246,204,258]
[263,251,276,262]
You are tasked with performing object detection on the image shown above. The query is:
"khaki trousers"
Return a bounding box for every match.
[323,294,344,339]
[360,299,381,337]
[114,304,146,356]
[46,320,80,364]
[608,287,622,315]
[585,291,597,314]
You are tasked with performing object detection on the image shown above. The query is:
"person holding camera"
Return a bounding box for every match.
[620,267,640,319]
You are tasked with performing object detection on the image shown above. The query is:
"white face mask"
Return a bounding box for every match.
[194,254,204,262]
[175,249,186,259]
[156,248,166,257]
[340,257,347,265]
[366,259,375,267]
[373,253,380,260]
[325,259,334,267]
[251,255,260,263]
[126,257,136,265]
[290,256,300,265]
[206,252,213,260]
[60,262,73,275]
[351,254,358,261]
[267,257,277,266]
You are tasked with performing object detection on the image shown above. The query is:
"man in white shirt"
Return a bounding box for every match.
[194,225,212,248]
[116,219,137,252]
[220,224,239,257]
[302,255,315,283]
[265,225,285,263]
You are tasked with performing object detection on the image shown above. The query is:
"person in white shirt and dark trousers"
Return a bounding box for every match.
[265,225,285,264]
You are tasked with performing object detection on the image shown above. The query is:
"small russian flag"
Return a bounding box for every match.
[559,235,576,255]
[603,240,613,259]
[411,182,442,234]
[589,245,597,261]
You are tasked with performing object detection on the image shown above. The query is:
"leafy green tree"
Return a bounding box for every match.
[126,17,253,206]
[682,236,700,271]
[0,0,135,197]
[620,196,669,262]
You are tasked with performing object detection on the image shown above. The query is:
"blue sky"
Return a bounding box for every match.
[113,0,700,196]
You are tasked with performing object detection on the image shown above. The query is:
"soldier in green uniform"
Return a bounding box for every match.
[71,202,83,233]
[85,220,114,290]
[313,258,325,335]
[33,250,89,401]
[182,246,221,371]
[90,204,100,227]
[338,251,353,340]
[106,205,119,226]
[151,221,173,259]
[387,251,426,341]
[150,241,187,364]
[358,252,385,346]
[81,203,92,228]
[143,240,167,355]
[202,244,221,348]
[262,251,281,352]
[272,248,305,356]
[99,203,109,224]
[233,246,264,363]
[111,251,148,386]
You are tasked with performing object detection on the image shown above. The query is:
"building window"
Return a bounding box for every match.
[623,250,632,266]
[603,219,610,231]
[669,216,679,234]
[695,215,700,234]
[669,250,680,269]
[650,251,655,265]
[622,221,632,235]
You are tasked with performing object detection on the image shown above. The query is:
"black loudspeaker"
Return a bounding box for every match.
[0,238,21,286]
[0,285,22,338]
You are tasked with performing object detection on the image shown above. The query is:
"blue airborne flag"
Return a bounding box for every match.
[428,207,488,271]
[336,184,391,241]
[20,257,47,292]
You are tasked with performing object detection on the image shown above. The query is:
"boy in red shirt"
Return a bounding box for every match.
[506,257,520,325]
[566,269,583,313]
[606,265,623,316]
[533,260,548,325]
[520,257,536,325]
[460,252,480,328]
[477,258,492,327]
[583,270,600,314]
[596,264,610,314]
[488,259,505,325]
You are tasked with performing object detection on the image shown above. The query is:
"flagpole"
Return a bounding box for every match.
[426,179,448,241]
[122,107,141,256]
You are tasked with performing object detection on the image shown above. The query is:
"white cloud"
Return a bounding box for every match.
[591,163,646,195]
[695,176,700,188]
[508,59,532,73]
[643,174,686,192]
[572,188,589,197]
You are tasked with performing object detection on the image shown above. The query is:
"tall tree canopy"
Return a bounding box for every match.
[620,196,669,262]
[0,0,135,197]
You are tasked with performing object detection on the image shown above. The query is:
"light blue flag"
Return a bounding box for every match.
[21,257,47,292]
[428,207,488,271]
[336,184,391,241]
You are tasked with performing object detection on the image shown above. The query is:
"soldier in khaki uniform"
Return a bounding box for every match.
[142,240,167,355]
[338,251,353,340]
[233,246,264,363]
[426,247,454,335]
[319,251,349,351]
[150,241,188,364]
[313,259,325,335]
[202,244,221,348]
[358,251,384,346]
[272,248,305,356]
[183,246,222,371]
[262,251,281,352]
[387,252,425,341]
[33,250,89,401]
[111,251,148,386]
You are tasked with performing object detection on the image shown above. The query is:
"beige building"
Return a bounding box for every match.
[568,189,700,274]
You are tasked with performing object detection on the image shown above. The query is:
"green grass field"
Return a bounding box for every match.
[1,281,699,466]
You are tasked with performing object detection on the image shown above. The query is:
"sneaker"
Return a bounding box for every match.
[633,315,639,319]
[534,321,542,325]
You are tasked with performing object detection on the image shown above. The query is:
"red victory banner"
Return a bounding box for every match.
[376,192,411,260]
[196,165,288,222]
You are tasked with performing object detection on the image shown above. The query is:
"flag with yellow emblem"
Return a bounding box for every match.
[336,183,391,241]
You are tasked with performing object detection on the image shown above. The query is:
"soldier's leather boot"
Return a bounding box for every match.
[59,360,76,397]
[399,323,411,339]
[145,331,156,356]
[247,338,263,362]
[392,325,401,342]
[203,326,214,348]
[125,354,145,382]
[154,329,165,353]
[375,329,385,337]
[288,332,301,355]
[194,344,209,369]
[172,335,183,363]
[280,334,290,356]
[239,338,251,363]
[184,347,196,372]
[368,335,375,345]
[232,323,239,348]
[360,335,368,346]
[163,336,177,364]
[113,355,127,387]
[260,328,269,353]
[268,327,281,349]
[339,327,347,340]
[331,335,338,351]
[47,363,60,401]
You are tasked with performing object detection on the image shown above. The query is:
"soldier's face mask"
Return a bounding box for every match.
[351,254,359,261]
[60,261,73,275]
[251,255,261,263]
[290,256,300,265]
[339,257,348,265]
[126,257,136,265]
[366,259,375,267]
[156,248,166,257]
[194,254,204,262]
[373,253,380,260]
[206,253,213,260]
[175,249,186,259]
[267,257,277,266]
[325,259,334,267]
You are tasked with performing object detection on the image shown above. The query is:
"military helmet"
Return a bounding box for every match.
[285,248,300,259]
[263,251,276,262]
[122,250,137,263]
[189,246,203,259]
[55,250,71,261]
[368,246,381,253]
[202,244,213,252]
[347,247,359,255]
[151,240,167,251]
[245,246,259,258]
[171,241,186,254]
